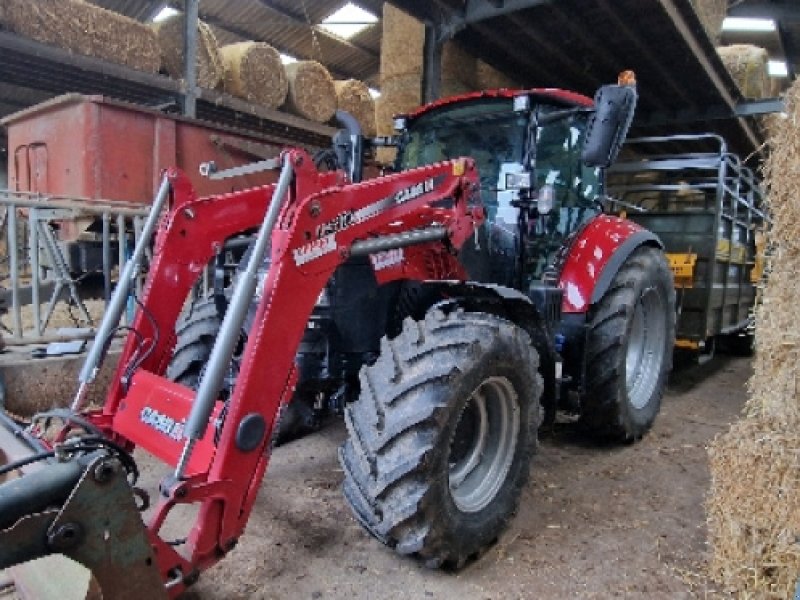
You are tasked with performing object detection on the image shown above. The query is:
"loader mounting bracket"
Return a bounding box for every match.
[0,455,167,599]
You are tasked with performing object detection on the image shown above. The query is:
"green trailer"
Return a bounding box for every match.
[606,134,768,357]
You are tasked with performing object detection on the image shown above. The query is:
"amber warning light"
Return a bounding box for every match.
[618,70,637,86]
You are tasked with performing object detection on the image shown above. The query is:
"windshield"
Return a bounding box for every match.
[398,98,527,212]
[396,98,602,288]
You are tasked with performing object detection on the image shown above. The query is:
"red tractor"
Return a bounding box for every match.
[0,76,674,597]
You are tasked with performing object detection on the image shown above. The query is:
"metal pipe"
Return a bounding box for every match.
[182,0,199,118]
[8,207,21,339]
[102,212,111,303]
[350,227,447,257]
[29,208,40,336]
[175,157,294,479]
[72,176,172,411]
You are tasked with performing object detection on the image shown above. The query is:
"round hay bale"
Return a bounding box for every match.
[282,61,337,123]
[717,45,769,99]
[334,79,376,137]
[219,42,287,109]
[153,13,224,89]
[0,0,160,73]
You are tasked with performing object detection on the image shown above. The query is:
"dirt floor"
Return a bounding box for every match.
[138,354,750,600]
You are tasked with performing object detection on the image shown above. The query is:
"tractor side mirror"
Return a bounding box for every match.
[581,84,637,168]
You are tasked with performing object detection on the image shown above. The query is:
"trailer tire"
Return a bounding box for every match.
[340,309,543,568]
[166,296,309,444]
[581,246,675,441]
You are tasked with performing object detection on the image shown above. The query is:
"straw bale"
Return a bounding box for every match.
[376,75,421,135]
[334,79,376,137]
[717,45,769,99]
[690,0,727,44]
[708,418,800,596]
[706,76,800,597]
[476,60,520,90]
[153,13,224,89]
[0,0,160,73]
[442,41,478,92]
[381,4,424,79]
[283,61,337,123]
[219,42,287,109]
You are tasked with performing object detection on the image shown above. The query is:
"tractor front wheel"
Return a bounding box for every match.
[340,309,543,568]
[581,246,675,441]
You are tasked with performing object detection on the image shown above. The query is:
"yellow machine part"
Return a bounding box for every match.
[674,339,700,350]
[667,253,697,288]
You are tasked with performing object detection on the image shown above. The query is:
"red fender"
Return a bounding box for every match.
[558,214,662,313]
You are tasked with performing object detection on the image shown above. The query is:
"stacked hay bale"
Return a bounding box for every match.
[441,42,478,96]
[0,0,160,73]
[376,4,426,164]
[717,45,770,99]
[476,60,520,90]
[282,61,337,123]
[690,0,728,44]
[219,42,287,109]
[334,79,376,137]
[153,13,224,89]
[707,76,800,597]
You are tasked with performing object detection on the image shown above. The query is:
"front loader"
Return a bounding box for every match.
[0,75,674,596]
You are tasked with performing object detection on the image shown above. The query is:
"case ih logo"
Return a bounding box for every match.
[392,177,435,204]
[140,406,185,442]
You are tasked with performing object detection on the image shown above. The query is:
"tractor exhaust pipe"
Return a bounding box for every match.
[175,155,295,480]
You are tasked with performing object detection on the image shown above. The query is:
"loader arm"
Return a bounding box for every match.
[0,149,482,597]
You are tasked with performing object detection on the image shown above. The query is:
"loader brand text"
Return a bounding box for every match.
[314,177,437,240]
[293,233,337,266]
[140,407,185,442]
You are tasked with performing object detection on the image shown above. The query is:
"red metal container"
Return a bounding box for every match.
[3,94,283,205]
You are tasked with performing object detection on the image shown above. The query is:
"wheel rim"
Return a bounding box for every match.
[448,376,520,513]
[625,286,667,410]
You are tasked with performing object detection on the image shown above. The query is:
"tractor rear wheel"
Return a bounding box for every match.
[581,246,675,441]
[340,309,543,568]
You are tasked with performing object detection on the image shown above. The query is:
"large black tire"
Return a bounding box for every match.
[581,246,676,441]
[166,297,222,388]
[166,297,312,444]
[339,309,543,568]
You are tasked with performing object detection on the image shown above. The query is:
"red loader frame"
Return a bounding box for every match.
[0,149,482,597]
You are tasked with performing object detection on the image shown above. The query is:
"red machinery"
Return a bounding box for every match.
[0,78,674,596]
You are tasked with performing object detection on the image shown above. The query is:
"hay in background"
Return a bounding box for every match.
[476,60,520,90]
[442,41,478,94]
[219,42,287,109]
[381,4,424,79]
[283,61,337,123]
[334,79,376,137]
[691,0,727,44]
[153,13,224,89]
[708,419,800,596]
[706,75,800,598]
[717,45,769,99]
[0,0,160,73]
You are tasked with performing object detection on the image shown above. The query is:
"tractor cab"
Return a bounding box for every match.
[394,86,633,290]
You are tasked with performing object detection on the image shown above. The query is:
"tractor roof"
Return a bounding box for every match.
[408,88,594,120]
